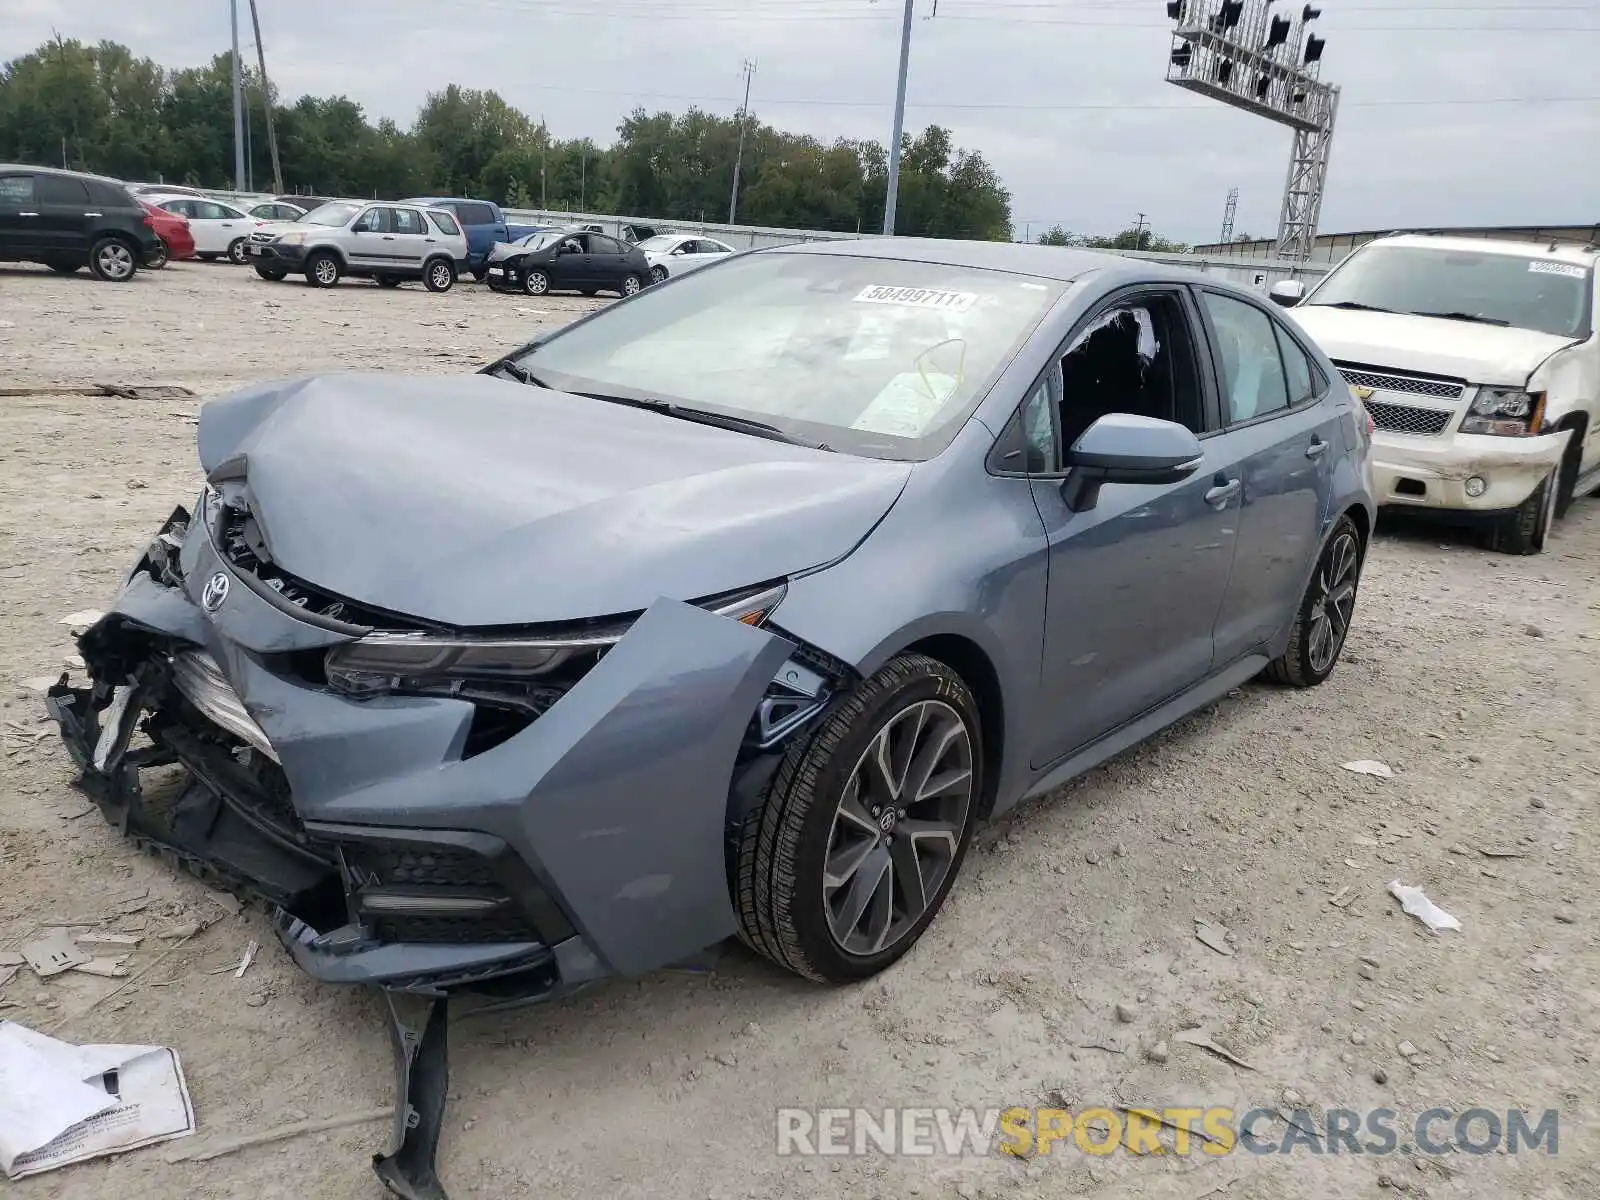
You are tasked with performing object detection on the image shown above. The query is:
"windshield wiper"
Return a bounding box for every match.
[1409,310,1511,327]
[576,392,830,451]
[486,358,550,387]
[1316,300,1399,314]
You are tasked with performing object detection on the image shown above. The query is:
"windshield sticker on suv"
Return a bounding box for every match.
[854,285,979,313]
[1529,261,1587,279]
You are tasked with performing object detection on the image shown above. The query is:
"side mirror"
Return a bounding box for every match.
[1268,279,1306,308]
[1061,414,1203,512]
[352,223,371,234]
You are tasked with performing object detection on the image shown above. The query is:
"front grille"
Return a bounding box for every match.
[1338,366,1464,401]
[249,230,274,244]
[345,842,498,889]
[343,840,547,945]
[1364,401,1454,436]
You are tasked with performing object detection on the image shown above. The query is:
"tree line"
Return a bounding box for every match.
[0,37,1013,240]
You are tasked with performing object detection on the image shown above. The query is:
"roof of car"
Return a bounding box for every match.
[0,163,135,187]
[1371,232,1598,266]
[774,236,1173,284]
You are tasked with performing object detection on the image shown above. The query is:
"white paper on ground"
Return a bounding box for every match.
[1387,880,1463,934]
[0,1021,195,1179]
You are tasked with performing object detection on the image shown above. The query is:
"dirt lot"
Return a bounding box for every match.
[1,260,1597,1200]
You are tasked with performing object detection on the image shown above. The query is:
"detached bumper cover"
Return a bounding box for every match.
[48,505,796,993]
[1372,427,1572,511]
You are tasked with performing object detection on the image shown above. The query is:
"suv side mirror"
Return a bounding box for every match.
[1061,414,1203,512]
[352,222,371,234]
[1268,279,1306,307]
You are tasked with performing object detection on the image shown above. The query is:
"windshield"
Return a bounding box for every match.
[636,235,679,252]
[1307,245,1592,339]
[516,251,1063,460]
[518,230,564,250]
[301,202,361,227]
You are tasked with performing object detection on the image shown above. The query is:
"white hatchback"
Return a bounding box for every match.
[638,234,734,285]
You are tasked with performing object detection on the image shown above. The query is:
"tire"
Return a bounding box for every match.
[47,261,82,275]
[1487,469,1557,555]
[227,238,248,265]
[619,273,643,297]
[197,253,219,262]
[1265,514,1363,687]
[254,265,287,281]
[88,236,137,282]
[648,265,668,285]
[149,241,170,270]
[522,268,550,296]
[735,653,982,984]
[304,251,341,288]
[423,257,455,293]
[1554,427,1584,518]
[376,275,403,289]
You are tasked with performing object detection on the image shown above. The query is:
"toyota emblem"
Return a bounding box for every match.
[201,571,230,614]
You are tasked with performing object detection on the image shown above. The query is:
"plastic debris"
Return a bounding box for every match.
[20,933,89,979]
[1387,881,1462,933]
[1341,760,1394,779]
[1174,1026,1255,1070]
[57,611,104,630]
[1194,919,1234,956]
[233,942,259,980]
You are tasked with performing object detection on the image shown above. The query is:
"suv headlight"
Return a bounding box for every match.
[276,231,306,246]
[1461,388,1542,436]
[325,582,786,696]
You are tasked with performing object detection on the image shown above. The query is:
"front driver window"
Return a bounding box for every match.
[1057,296,1204,450]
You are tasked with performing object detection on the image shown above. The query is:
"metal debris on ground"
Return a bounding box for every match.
[1341,760,1394,779]
[1194,919,1234,956]
[1387,881,1462,933]
[1174,1026,1256,1070]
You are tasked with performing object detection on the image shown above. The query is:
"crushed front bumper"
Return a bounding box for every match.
[47,504,808,997]
[1372,427,1572,512]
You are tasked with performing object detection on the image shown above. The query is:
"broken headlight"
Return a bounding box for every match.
[1461,388,1542,436]
[324,582,787,699]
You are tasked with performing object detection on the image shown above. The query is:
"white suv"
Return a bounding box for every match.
[246,199,470,292]
[1280,234,1598,554]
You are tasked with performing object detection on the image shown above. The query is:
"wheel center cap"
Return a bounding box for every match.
[877,808,899,834]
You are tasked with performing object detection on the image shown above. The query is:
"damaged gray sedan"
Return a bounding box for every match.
[50,239,1374,1001]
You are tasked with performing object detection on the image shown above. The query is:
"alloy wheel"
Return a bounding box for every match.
[314,259,338,285]
[524,271,549,295]
[622,274,642,295]
[822,699,974,957]
[98,243,134,280]
[1308,530,1359,675]
[429,262,452,290]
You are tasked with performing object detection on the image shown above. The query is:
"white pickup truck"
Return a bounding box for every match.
[1274,233,1598,554]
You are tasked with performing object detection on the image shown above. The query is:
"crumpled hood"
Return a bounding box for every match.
[1287,305,1582,387]
[487,240,541,263]
[196,373,912,627]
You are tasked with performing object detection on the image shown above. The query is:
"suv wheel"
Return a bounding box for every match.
[423,258,456,293]
[254,265,287,281]
[1265,514,1363,687]
[522,268,551,296]
[227,238,249,265]
[736,653,981,983]
[1488,469,1557,555]
[88,237,137,282]
[376,275,403,289]
[305,252,342,288]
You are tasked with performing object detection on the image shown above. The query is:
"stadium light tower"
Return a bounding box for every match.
[1165,1,1339,260]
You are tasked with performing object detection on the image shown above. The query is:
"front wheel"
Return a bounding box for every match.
[227,238,248,265]
[735,653,982,984]
[423,258,456,293]
[254,265,287,281]
[648,265,668,285]
[1265,514,1363,687]
[1487,469,1557,555]
[619,273,643,297]
[305,251,341,288]
[376,274,403,289]
[522,268,550,296]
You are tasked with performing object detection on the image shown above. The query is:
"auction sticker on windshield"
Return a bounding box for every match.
[855,285,979,313]
[1528,261,1587,279]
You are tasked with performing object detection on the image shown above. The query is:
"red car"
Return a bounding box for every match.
[140,200,195,268]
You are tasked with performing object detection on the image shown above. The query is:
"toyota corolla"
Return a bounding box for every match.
[49,239,1374,1002]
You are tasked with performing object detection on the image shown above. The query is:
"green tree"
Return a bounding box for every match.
[1036,226,1078,247]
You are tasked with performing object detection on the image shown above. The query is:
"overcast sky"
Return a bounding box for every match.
[6,0,1599,242]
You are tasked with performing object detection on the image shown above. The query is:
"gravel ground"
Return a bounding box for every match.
[1,260,1596,1200]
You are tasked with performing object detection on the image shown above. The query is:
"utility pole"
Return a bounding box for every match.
[247,0,283,195]
[580,150,587,211]
[882,0,915,235]
[1133,212,1148,250]
[229,0,245,190]
[540,114,548,210]
[729,59,755,225]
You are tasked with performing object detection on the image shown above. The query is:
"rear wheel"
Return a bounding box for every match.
[735,653,981,983]
[305,251,341,288]
[1487,469,1556,555]
[149,240,170,270]
[227,238,248,265]
[88,236,137,282]
[423,257,456,293]
[522,268,550,296]
[619,273,643,297]
[1265,514,1363,687]
[648,265,668,285]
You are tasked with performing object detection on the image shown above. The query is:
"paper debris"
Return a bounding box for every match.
[70,959,131,980]
[0,954,24,968]
[1341,760,1394,779]
[1194,920,1234,956]
[0,1020,195,1178]
[1387,881,1462,933]
[21,933,89,979]
[1175,1026,1256,1070]
[0,968,18,991]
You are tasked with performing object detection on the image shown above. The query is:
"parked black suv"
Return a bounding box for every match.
[0,164,162,281]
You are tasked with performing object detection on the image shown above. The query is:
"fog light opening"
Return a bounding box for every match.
[1464,475,1488,499]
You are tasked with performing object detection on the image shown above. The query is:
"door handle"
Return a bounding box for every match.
[1305,436,1328,460]
[1205,478,1242,507]
[382,235,396,240]
[19,211,38,217]
[83,211,102,217]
